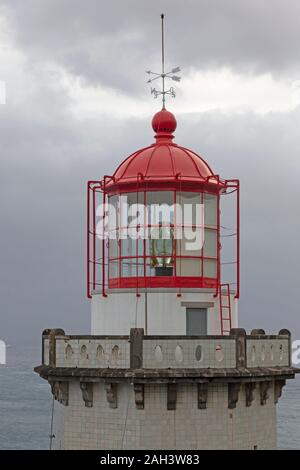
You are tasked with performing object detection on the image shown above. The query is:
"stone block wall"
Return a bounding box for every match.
[52,381,277,450]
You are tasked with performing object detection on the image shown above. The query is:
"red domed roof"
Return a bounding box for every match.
[107,108,220,191]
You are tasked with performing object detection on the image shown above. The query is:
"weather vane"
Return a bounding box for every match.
[146,13,181,108]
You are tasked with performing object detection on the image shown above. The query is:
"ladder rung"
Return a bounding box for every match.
[220,284,232,335]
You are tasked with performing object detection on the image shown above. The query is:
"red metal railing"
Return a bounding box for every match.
[87,177,240,304]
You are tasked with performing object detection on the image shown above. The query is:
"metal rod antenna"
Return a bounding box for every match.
[146,14,180,105]
[161,13,165,108]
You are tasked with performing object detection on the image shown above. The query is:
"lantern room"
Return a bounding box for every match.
[88,108,239,304]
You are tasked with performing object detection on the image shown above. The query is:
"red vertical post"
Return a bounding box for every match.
[92,187,96,291]
[136,176,140,297]
[177,175,182,297]
[87,182,92,299]
[227,283,232,330]
[214,177,221,297]
[173,189,177,278]
[235,180,240,299]
[102,178,107,297]
[200,191,204,283]
[143,189,146,278]
[118,192,121,281]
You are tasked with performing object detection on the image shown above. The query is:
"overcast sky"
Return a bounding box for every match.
[0,0,300,344]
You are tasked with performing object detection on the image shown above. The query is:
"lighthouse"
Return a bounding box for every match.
[35,16,298,450]
[87,105,239,338]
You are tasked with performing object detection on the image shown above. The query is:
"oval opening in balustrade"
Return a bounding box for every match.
[195,345,203,362]
[154,345,163,363]
[112,345,120,360]
[96,345,104,361]
[279,344,283,361]
[215,345,224,362]
[251,345,256,363]
[270,344,274,361]
[261,345,266,361]
[65,344,73,360]
[175,345,183,363]
[80,344,87,359]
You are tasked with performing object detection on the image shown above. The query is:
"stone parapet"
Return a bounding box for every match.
[40,327,291,370]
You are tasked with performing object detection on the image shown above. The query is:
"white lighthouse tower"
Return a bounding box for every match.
[35,16,298,450]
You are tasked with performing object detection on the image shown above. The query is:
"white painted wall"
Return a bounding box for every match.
[91,290,238,335]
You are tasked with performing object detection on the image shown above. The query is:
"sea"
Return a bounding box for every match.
[0,344,299,450]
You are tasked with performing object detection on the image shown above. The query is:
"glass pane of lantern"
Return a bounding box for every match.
[146,257,155,276]
[203,259,217,277]
[146,192,174,276]
[121,237,134,257]
[177,192,202,226]
[121,258,144,277]
[109,260,119,278]
[121,258,136,277]
[146,191,174,205]
[177,192,202,206]
[119,191,140,235]
[147,228,174,256]
[121,238,143,258]
[177,258,202,276]
[136,238,144,255]
[127,192,141,238]
[150,227,174,275]
[126,192,138,204]
[147,191,174,230]
[137,260,144,277]
[177,228,202,256]
[204,193,217,227]
[119,194,129,229]
[108,194,119,233]
[109,237,119,258]
[119,192,145,277]
[203,229,217,257]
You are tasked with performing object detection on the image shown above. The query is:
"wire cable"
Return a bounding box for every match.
[49,395,55,450]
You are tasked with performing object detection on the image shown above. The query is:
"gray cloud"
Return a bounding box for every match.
[0,1,300,346]
[3,0,300,94]
[180,109,300,337]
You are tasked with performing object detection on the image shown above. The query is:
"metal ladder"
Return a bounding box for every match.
[219,283,232,335]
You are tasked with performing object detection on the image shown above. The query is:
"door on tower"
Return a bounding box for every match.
[186,308,207,335]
